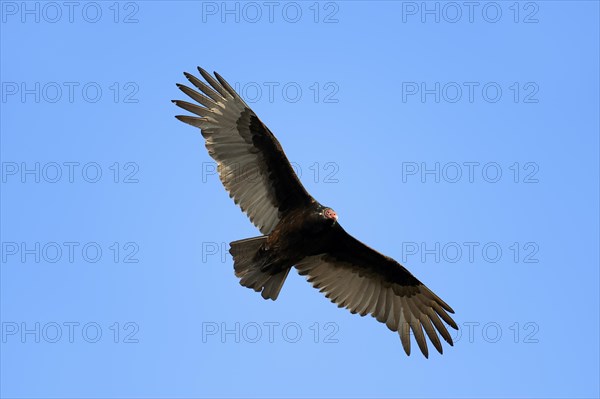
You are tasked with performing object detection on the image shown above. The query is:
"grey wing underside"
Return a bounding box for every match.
[295,231,458,358]
[174,68,312,234]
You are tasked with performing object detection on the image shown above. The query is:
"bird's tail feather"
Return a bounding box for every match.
[229,236,290,301]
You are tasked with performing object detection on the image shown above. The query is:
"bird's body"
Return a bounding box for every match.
[231,202,338,298]
[174,68,458,357]
[267,203,337,259]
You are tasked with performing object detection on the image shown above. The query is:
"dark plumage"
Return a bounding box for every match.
[173,68,458,357]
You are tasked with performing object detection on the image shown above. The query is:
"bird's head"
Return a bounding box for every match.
[320,207,338,225]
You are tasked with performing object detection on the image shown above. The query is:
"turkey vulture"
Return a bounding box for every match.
[173,68,458,357]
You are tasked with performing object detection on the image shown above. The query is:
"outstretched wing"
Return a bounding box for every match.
[173,68,312,234]
[296,226,458,358]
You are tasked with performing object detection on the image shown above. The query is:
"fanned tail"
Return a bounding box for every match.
[229,236,290,300]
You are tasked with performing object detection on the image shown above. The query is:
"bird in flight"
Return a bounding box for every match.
[173,68,458,357]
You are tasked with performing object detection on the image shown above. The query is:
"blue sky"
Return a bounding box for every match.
[1,1,599,398]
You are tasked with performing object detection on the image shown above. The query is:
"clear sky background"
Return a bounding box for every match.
[1,1,599,398]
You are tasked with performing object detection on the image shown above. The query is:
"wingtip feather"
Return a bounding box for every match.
[174,115,207,127]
